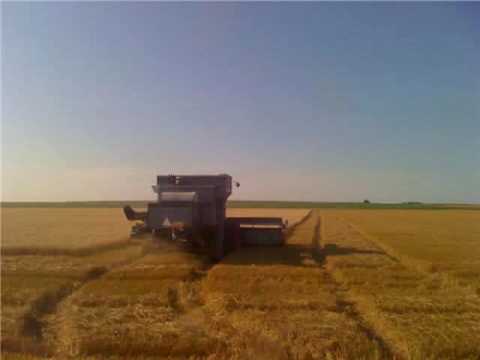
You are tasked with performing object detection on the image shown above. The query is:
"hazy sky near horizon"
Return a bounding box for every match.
[2,2,479,203]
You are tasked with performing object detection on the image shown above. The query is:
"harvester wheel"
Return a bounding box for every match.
[200,227,220,261]
[210,223,224,261]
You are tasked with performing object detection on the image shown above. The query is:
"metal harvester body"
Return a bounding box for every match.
[124,174,285,260]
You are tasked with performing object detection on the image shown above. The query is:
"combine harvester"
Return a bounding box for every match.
[124,174,286,260]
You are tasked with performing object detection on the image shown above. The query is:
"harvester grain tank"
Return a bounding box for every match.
[123,174,285,260]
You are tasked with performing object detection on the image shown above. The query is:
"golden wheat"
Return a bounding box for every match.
[320,210,480,359]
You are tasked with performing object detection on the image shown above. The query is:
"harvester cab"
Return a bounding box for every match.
[123,174,285,260]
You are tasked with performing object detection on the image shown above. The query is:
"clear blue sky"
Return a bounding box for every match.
[2,2,479,202]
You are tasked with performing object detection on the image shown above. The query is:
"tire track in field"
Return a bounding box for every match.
[46,241,215,358]
[41,244,148,357]
[320,213,409,358]
[3,244,145,357]
[315,215,397,359]
[201,211,395,359]
[322,214,480,359]
[160,212,317,358]
[43,210,393,359]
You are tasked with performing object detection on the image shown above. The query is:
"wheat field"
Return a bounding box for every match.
[1,208,309,255]
[1,207,309,358]
[1,207,479,359]
[320,209,480,359]
[1,245,144,356]
[336,210,480,287]
[1,208,132,254]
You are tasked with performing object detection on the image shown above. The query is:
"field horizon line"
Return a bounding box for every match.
[1,200,479,210]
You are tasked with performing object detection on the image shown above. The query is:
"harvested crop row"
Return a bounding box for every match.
[40,209,312,358]
[1,245,144,357]
[43,242,213,358]
[321,212,480,359]
[201,211,387,359]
